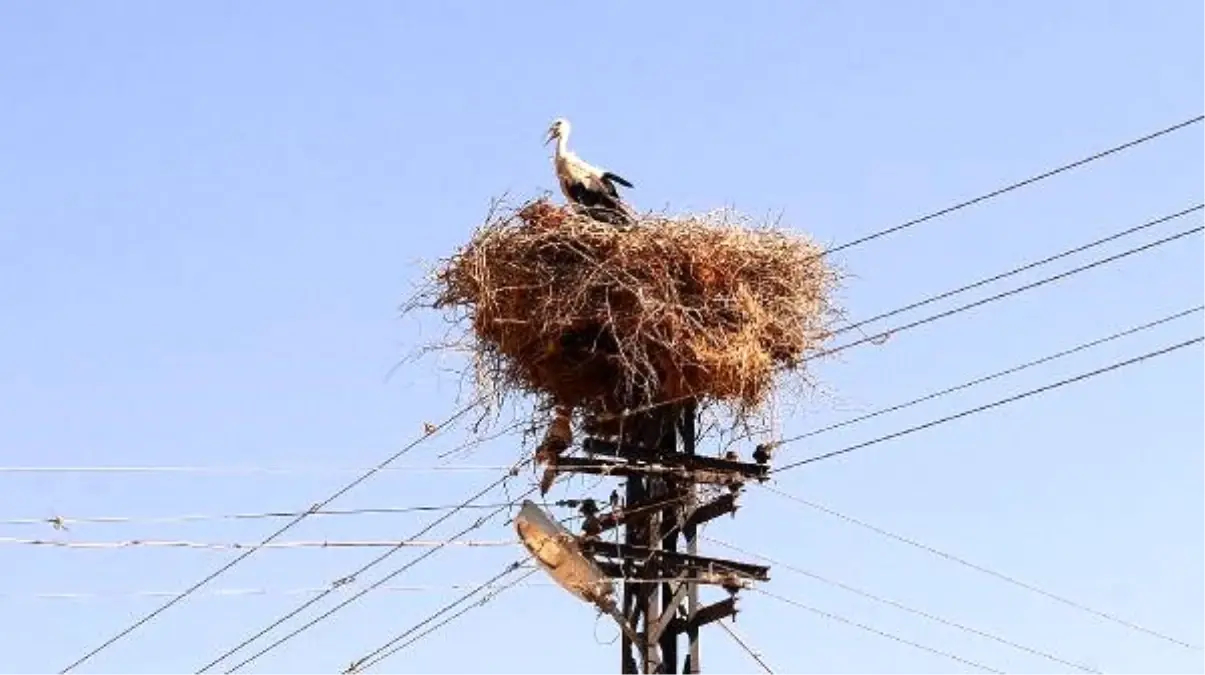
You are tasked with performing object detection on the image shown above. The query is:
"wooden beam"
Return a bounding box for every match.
[684,493,738,530]
[590,494,678,535]
[553,456,747,486]
[667,597,738,635]
[580,541,770,581]
[647,579,690,644]
[582,438,769,481]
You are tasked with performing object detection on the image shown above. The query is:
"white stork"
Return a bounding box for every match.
[545,118,636,226]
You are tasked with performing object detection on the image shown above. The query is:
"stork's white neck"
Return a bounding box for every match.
[554,131,569,159]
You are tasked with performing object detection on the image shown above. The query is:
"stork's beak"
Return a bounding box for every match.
[544,128,556,146]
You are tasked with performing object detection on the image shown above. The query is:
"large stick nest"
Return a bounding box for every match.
[418,198,841,420]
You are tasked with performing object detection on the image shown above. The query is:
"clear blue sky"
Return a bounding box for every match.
[1,2,1201,673]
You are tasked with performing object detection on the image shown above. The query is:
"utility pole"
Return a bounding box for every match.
[557,401,771,673]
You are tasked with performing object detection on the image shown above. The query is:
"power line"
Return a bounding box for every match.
[346,560,533,673]
[356,569,538,673]
[832,205,1202,338]
[0,464,514,476]
[754,587,1005,673]
[213,482,554,673]
[782,305,1204,446]
[1,581,547,602]
[51,116,1199,671]
[2,576,691,603]
[354,572,537,674]
[759,484,1203,652]
[820,115,1203,257]
[58,398,484,674]
[7,578,703,602]
[717,620,775,674]
[520,213,1205,460]
[776,335,1202,472]
[196,475,531,673]
[10,419,535,480]
[816,222,1203,359]
[347,514,596,672]
[0,502,575,529]
[0,537,516,551]
[352,567,539,672]
[706,537,1099,672]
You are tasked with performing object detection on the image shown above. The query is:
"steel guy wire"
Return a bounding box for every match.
[58,398,485,674]
[758,484,1203,651]
[718,620,776,674]
[754,587,1006,674]
[706,536,1100,673]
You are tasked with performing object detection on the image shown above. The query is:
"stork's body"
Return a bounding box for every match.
[546,118,635,226]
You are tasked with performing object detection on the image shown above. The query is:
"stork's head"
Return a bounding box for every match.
[545,118,570,145]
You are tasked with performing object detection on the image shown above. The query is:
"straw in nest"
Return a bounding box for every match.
[420,198,840,424]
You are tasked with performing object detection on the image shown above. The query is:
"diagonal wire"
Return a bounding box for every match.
[196,473,529,673]
[207,235,1205,665]
[707,536,1100,673]
[816,223,1203,359]
[58,398,485,674]
[356,569,539,673]
[831,205,1202,338]
[214,504,518,673]
[781,304,1204,446]
[52,114,1204,673]
[820,115,1203,257]
[759,484,1203,652]
[348,562,537,673]
[214,485,540,673]
[717,620,775,674]
[348,507,593,672]
[776,335,1203,472]
[755,587,1005,673]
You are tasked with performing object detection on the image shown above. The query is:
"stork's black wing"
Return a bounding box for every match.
[567,182,621,210]
[602,172,633,189]
[566,182,635,226]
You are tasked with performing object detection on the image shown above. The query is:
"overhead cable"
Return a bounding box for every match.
[775,336,1202,471]
[59,398,484,674]
[759,485,1202,651]
[820,115,1202,257]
